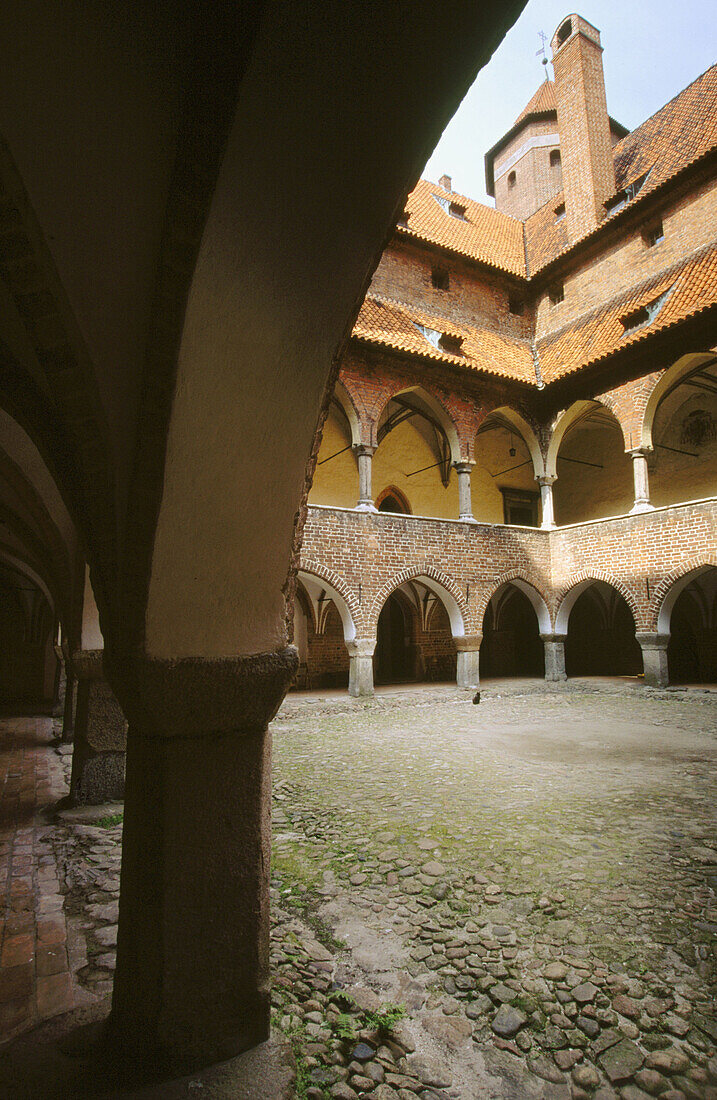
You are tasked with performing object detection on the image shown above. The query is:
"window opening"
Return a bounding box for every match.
[431,267,449,290]
[432,194,468,220]
[550,149,561,168]
[643,221,664,247]
[554,202,566,221]
[605,171,650,214]
[396,210,410,228]
[620,288,672,335]
[501,488,539,527]
[549,283,564,305]
[507,171,517,189]
[556,18,572,46]
[508,296,524,315]
[376,486,411,514]
[413,323,463,355]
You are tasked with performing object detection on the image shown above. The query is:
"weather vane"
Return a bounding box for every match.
[536,30,550,81]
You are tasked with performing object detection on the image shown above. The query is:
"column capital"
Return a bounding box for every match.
[346,637,376,658]
[454,633,482,651]
[628,446,653,458]
[105,647,298,741]
[539,632,567,643]
[635,632,670,650]
[453,459,475,473]
[538,474,557,486]
[352,443,376,457]
[72,648,105,680]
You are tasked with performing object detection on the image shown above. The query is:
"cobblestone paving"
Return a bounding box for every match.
[19,686,717,1099]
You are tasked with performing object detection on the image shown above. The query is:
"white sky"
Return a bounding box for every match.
[424,0,717,205]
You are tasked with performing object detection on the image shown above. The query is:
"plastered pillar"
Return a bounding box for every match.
[454,461,476,522]
[629,449,654,514]
[541,633,567,681]
[539,476,557,529]
[455,633,481,689]
[636,632,670,687]
[70,650,127,803]
[106,648,297,1073]
[348,637,375,696]
[354,445,377,511]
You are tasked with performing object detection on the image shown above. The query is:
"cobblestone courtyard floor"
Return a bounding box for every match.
[2,684,716,1099]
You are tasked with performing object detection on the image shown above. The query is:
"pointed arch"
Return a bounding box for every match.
[332,379,362,448]
[651,557,717,632]
[375,384,461,465]
[368,565,467,637]
[477,573,551,633]
[554,573,643,634]
[298,560,360,642]
[642,352,717,451]
[477,407,545,478]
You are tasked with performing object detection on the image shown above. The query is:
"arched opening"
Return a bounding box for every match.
[376,486,411,514]
[373,389,459,519]
[293,573,357,691]
[552,404,633,523]
[308,399,358,509]
[472,410,542,525]
[374,579,459,686]
[0,569,57,709]
[481,583,546,678]
[664,567,717,685]
[563,582,642,678]
[647,358,717,508]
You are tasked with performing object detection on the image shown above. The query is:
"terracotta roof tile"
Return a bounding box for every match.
[515,80,557,125]
[525,63,717,273]
[353,294,537,385]
[398,178,526,276]
[536,241,717,383]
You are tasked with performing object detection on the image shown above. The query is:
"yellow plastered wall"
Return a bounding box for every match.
[309,409,358,508]
[649,387,717,507]
[373,419,458,518]
[472,426,539,523]
[553,422,633,524]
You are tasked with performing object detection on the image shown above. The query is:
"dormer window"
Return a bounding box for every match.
[621,288,672,335]
[554,202,566,221]
[413,323,463,355]
[549,283,564,305]
[432,194,468,220]
[605,171,650,214]
[643,220,665,248]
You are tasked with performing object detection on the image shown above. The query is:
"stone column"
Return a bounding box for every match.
[455,634,481,689]
[106,648,297,1073]
[53,645,66,718]
[636,632,670,687]
[629,449,654,514]
[70,650,127,803]
[59,644,76,742]
[538,475,557,529]
[354,444,377,511]
[454,461,476,522]
[347,638,375,696]
[541,633,567,681]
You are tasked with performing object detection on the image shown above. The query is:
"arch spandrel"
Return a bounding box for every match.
[477,574,552,634]
[368,565,469,638]
[554,573,643,634]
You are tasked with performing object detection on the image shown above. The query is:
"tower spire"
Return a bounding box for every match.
[536,30,550,81]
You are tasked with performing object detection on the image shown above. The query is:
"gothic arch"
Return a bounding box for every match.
[374,384,462,465]
[554,572,643,634]
[651,557,717,632]
[479,406,545,478]
[331,379,363,448]
[641,352,717,451]
[477,572,552,633]
[368,565,467,637]
[298,560,361,641]
[546,399,627,478]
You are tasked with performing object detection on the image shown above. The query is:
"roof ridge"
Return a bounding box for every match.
[614,60,717,156]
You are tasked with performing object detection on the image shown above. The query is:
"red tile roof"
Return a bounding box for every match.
[514,80,557,125]
[353,295,537,384]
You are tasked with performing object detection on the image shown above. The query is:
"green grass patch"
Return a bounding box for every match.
[95,812,123,828]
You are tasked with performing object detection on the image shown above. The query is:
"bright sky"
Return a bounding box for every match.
[424,0,717,205]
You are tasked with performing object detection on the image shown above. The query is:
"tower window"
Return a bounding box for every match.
[549,283,564,305]
[557,19,572,46]
[508,171,517,189]
[550,149,561,168]
[431,267,449,290]
[643,221,665,248]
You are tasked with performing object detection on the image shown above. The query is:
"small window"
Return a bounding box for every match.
[557,19,572,46]
[508,296,524,316]
[549,284,564,305]
[377,486,411,514]
[643,221,664,248]
[554,202,566,221]
[508,171,517,189]
[438,333,463,355]
[431,267,449,290]
[501,488,539,527]
[620,288,672,335]
[448,200,467,220]
[550,149,561,168]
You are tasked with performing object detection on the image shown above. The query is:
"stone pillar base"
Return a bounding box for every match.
[455,635,482,689]
[105,647,297,1075]
[541,633,567,681]
[636,632,670,687]
[347,639,375,696]
[71,650,127,804]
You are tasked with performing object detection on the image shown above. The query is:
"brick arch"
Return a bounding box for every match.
[641,351,717,451]
[649,555,717,632]
[294,576,318,635]
[546,399,627,477]
[368,565,469,637]
[476,571,552,633]
[373,384,462,465]
[554,571,645,633]
[298,559,363,639]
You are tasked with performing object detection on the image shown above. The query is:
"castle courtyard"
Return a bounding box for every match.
[3,684,715,1097]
